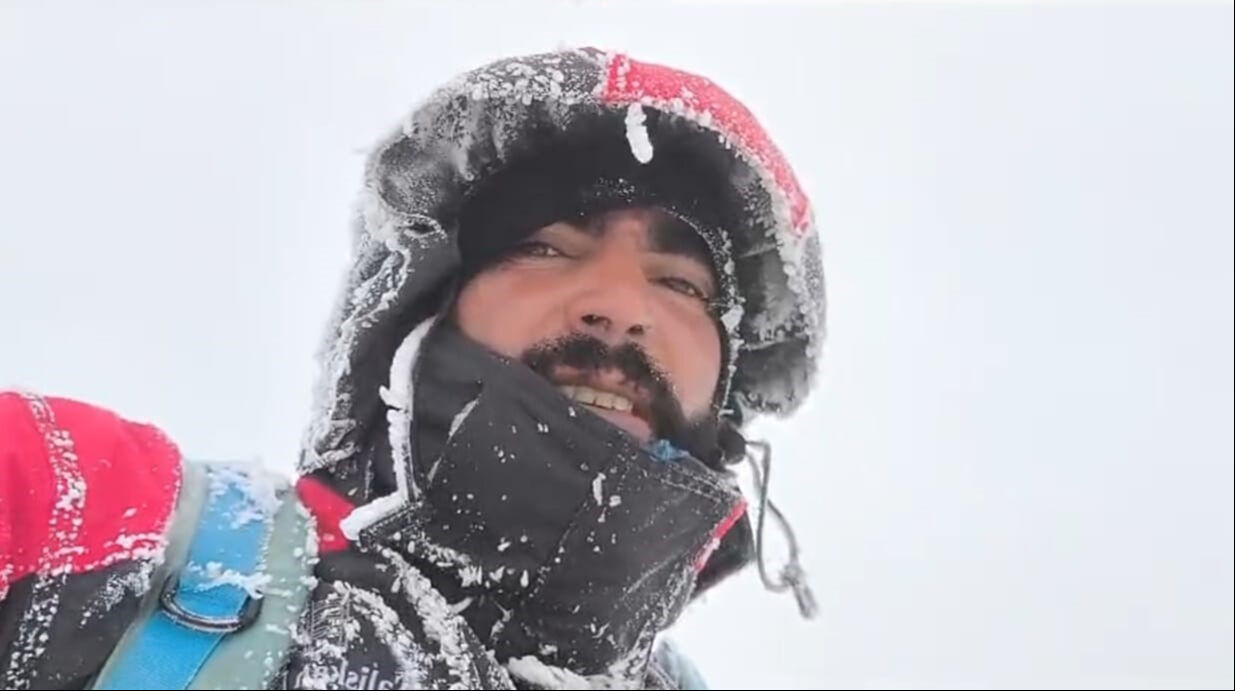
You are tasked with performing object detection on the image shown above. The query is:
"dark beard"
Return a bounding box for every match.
[520,333,721,464]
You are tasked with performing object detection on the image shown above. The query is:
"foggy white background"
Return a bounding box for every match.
[2,1,1232,688]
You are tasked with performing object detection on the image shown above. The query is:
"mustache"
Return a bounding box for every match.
[520,333,689,442]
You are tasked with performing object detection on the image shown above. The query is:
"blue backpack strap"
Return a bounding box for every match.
[94,464,277,690]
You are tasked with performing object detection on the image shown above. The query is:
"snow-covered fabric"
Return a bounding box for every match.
[89,459,317,690]
[0,392,181,689]
[0,391,506,690]
[286,320,746,688]
[0,387,714,689]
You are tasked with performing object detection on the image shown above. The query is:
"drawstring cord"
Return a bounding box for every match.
[744,438,819,620]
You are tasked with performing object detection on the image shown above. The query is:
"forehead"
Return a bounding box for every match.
[562,208,716,272]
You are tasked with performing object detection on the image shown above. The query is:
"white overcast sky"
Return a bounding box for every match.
[2,1,1232,688]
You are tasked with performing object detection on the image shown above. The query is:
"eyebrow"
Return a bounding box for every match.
[568,211,717,279]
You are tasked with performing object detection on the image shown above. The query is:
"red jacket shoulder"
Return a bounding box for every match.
[0,391,181,599]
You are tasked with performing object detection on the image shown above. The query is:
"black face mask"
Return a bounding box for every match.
[385,322,748,676]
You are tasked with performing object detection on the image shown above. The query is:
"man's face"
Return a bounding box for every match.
[454,207,722,445]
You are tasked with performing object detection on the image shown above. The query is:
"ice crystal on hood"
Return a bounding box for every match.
[624,103,653,164]
[341,318,437,540]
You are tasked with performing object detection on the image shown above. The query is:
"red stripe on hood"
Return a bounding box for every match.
[599,52,811,235]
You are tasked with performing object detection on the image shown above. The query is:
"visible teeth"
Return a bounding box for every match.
[556,385,633,413]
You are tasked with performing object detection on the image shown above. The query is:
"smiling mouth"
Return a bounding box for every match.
[556,384,634,412]
[555,383,654,441]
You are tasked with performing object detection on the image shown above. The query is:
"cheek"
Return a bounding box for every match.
[657,307,722,418]
[455,272,544,359]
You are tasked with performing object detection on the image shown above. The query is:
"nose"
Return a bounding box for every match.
[564,248,653,344]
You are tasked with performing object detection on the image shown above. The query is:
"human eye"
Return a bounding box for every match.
[509,241,568,259]
[655,276,709,301]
